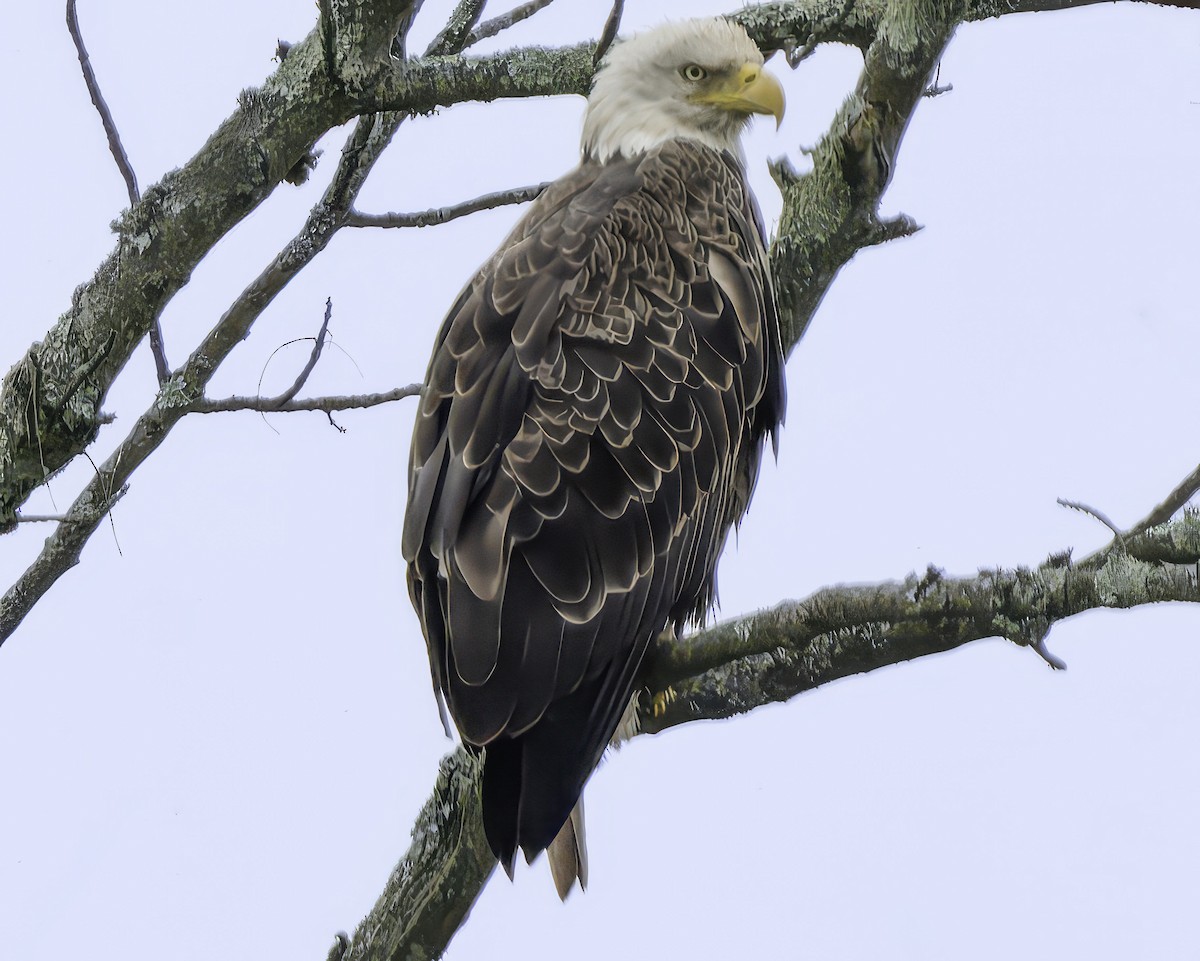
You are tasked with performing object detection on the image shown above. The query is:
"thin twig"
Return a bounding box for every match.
[924,64,954,98]
[66,0,138,205]
[1057,497,1125,540]
[191,385,422,414]
[272,298,333,409]
[65,0,171,384]
[14,486,129,528]
[1073,460,1200,569]
[594,0,625,65]
[347,183,549,228]
[467,0,559,46]
[145,316,172,386]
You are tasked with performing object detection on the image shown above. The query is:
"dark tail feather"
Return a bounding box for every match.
[546,797,588,899]
[481,740,522,878]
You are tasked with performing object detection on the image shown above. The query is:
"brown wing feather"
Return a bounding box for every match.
[403,139,784,870]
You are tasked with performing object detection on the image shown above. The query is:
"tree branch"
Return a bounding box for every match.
[1126,461,1200,538]
[347,183,550,227]
[190,386,422,415]
[0,25,353,530]
[65,0,139,205]
[337,510,1200,959]
[593,0,626,65]
[271,298,334,409]
[0,111,391,645]
[0,1,514,640]
[425,0,489,56]
[338,749,495,961]
[468,0,561,46]
[642,511,1200,732]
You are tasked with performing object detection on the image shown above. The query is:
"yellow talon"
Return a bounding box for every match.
[651,688,677,718]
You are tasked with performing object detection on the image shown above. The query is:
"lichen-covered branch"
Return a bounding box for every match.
[642,511,1200,732]
[0,14,570,533]
[0,4,521,641]
[0,105,402,644]
[0,26,351,531]
[766,0,956,351]
[336,749,495,961]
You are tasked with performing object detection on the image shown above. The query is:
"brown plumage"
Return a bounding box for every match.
[402,17,786,895]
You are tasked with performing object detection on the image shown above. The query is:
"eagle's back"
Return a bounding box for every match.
[403,139,784,870]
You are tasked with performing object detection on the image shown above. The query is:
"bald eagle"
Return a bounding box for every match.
[402,17,786,897]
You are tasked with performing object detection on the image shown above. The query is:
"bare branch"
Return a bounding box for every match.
[190,385,422,415]
[15,485,129,525]
[1057,497,1126,540]
[1126,461,1200,537]
[65,0,139,205]
[0,0,510,640]
[594,0,625,65]
[467,0,560,46]
[347,183,550,228]
[271,298,333,409]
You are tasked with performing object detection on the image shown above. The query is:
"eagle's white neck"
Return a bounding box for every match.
[581,79,748,163]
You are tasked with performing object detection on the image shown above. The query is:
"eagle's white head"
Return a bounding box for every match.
[582,17,785,163]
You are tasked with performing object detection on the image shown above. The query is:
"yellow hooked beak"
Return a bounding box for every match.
[691,62,786,128]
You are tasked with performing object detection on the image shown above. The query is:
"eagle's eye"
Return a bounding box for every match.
[680,64,708,82]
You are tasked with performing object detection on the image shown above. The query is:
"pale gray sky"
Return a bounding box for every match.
[2,2,1198,959]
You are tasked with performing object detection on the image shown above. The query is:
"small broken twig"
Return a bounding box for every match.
[1057,497,1125,543]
